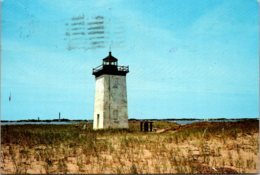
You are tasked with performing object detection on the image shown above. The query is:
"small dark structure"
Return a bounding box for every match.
[140,121,153,132]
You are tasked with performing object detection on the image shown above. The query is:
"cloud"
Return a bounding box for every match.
[188,0,257,39]
[2,0,258,119]
[2,39,91,90]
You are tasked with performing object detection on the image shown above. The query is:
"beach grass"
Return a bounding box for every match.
[0,120,258,174]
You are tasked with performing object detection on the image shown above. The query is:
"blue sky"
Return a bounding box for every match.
[1,0,259,120]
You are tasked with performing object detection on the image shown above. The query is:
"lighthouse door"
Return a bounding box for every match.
[97,114,100,128]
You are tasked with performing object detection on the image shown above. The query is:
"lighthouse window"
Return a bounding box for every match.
[113,80,118,88]
[113,110,118,121]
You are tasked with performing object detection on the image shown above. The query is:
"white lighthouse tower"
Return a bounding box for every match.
[92,52,129,129]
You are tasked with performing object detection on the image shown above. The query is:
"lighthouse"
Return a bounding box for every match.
[92,52,129,129]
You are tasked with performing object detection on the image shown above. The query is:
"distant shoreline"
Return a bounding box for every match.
[1,117,258,123]
[0,119,89,123]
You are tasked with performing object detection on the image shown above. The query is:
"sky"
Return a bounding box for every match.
[1,0,259,120]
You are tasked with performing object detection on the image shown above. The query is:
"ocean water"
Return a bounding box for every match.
[171,119,242,125]
[0,121,82,125]
[0,119,245,126]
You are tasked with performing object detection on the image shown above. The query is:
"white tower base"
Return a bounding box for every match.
[93,74,128,129]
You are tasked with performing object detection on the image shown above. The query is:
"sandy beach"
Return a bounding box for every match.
[0,120,258,174]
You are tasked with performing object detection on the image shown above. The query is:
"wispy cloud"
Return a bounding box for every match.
[2,0,259,119]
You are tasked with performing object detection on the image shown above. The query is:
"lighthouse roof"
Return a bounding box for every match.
[103,51,118,62]
[93,52,129,77]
